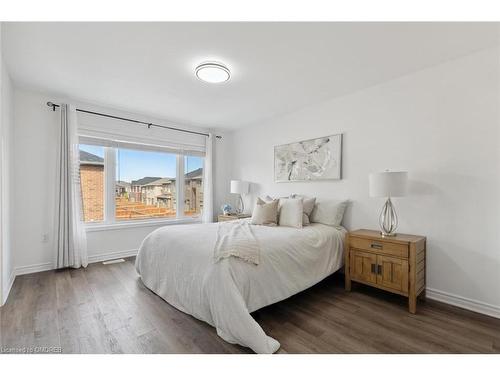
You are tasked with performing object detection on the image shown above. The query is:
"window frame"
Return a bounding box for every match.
[81,141,204,231]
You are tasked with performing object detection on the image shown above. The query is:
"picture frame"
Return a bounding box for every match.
[274,133,342,182]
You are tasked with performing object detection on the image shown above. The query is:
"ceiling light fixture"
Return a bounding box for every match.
[195,62,230,83]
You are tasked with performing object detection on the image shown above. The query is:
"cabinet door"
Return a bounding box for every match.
[376,255,409,292]
[350,250,377,284]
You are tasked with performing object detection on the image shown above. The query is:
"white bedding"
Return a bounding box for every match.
[135,219,346,353]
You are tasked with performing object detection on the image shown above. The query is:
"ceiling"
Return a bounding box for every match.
[3,22,499,130]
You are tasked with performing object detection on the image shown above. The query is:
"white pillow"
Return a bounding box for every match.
[278,198,303,228]
[251,198,279,226]
[310,200,349,227]
[289,194,316,225]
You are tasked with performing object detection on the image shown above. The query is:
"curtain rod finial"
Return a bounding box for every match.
[47,101,58,111]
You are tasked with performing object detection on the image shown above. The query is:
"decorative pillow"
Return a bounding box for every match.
[251,198,279,226]
[289,194,316,225]
[310,200,349,227]
[278,198,304,228]
[259,195,280,222]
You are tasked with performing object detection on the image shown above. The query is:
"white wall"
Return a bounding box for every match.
[12,87,224,276]
[230,47,500,317]
[0,23,15,305]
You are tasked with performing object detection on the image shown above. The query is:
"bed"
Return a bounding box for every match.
[135,219,346,353]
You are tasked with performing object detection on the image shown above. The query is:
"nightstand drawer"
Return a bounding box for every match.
[218,215,238,222]
[349,236,409,258]
[217,214,251,222]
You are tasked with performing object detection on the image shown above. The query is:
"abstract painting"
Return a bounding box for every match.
[274,134,342,182]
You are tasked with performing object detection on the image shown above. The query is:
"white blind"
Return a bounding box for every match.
[76,109,208,157]
[79,133,206,157]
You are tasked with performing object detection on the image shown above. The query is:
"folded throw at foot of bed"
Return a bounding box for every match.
[214,220,260,265]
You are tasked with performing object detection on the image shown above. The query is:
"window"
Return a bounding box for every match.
[184,156,204,217]
[79,144,105,223]
[116,148,177,221]
[78,139,204,225]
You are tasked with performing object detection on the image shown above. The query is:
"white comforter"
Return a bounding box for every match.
[135,219,346,353]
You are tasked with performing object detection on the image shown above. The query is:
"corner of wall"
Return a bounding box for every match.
[1,269,15,306]
[0,22,16,306]
[0,21,4,306]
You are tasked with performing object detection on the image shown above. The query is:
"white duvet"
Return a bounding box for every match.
[135,219,346,353]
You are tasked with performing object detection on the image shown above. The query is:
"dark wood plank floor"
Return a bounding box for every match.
[1,257,499,354]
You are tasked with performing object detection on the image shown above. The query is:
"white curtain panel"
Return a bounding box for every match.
[202,133,214,223]
[55,104,88,268]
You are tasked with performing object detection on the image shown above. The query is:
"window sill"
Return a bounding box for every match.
[85,217,202,232]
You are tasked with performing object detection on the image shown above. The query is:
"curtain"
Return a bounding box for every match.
[55,104,88,268]
[202,133,214,223]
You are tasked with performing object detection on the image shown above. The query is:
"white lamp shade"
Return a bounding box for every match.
[230,180,249,194]
[369,171,408,198]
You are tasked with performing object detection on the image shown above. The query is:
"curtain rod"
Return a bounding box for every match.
[46,102,222,139]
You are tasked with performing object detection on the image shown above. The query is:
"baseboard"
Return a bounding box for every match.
[426,288,500,319]
[1,270,16,305]
[87,249,138,264]
[15,262,54,276]
[12,250,139,278]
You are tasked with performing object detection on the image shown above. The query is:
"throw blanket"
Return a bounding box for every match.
[214,220,260,265]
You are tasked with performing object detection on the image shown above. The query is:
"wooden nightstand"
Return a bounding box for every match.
[345,229,426,313]
[217,213,251,222]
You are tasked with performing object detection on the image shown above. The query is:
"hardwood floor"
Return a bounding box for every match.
[1,257,499,354]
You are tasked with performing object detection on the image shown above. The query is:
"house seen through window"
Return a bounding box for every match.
[79,145,105,222]
[79,144,204,223]
[184,155,204,217]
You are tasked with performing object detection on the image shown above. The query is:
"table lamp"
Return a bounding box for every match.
[230,180,249,214]
[369,171,408,236]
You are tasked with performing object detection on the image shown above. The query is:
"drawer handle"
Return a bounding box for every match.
[371,243,383,249]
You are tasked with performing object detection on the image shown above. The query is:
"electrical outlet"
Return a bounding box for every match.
[42,234,49,243]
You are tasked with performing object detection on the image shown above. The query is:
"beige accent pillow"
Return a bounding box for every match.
[278,198,303,228]
[251,198,279,226]
[310,200,349,227]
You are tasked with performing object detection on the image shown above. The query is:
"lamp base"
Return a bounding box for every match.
[236,195,244,214]
[379,197,398,237]
[380,231,397,237]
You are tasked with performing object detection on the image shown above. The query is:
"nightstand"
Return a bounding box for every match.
[345,229,426,313]
[217,213,251,222]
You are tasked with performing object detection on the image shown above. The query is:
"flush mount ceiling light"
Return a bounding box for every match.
[195,62,230,83]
